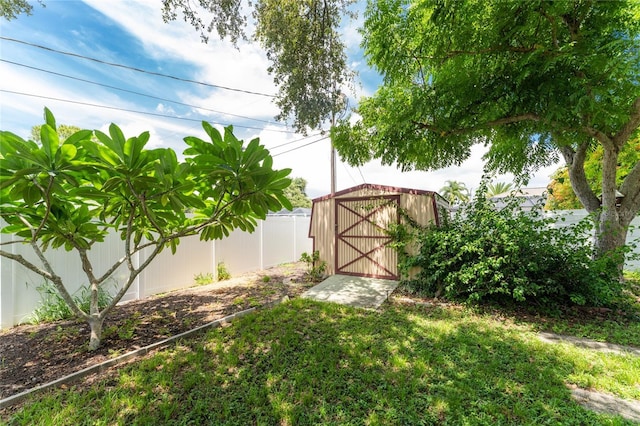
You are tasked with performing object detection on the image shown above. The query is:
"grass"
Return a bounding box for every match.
[5,299,640,425]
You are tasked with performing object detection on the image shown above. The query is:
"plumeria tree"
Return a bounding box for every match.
[0,108,292,350]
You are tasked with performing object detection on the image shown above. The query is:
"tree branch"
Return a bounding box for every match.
[559,142,601,212]
[413,113,542,136]
[613,97,640,149]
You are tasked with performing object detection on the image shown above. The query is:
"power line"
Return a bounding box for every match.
[272,136,329,156]
[1,59,286,127]
[342,163,358,186]
[269,132,325,151]
[0,89,296,133]
[1,36,276,98]
[357,167,367,183]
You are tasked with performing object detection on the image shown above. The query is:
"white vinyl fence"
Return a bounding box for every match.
[545,210,640,271]
[0,215,311,329]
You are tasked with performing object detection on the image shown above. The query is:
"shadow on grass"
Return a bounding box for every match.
[6,299,635,425]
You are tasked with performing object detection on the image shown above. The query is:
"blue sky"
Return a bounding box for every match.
[0,1,560,198]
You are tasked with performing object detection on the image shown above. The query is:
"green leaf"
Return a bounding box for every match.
[43,107,56,130]
[40,124,60,162]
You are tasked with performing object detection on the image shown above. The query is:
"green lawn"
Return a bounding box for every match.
[5,299,640,425]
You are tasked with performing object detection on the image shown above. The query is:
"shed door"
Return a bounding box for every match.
[335,195,400,279]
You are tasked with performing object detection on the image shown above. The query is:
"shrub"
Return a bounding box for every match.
[29,281,114,324]
[394,180,623,307]
[300,251,327,282]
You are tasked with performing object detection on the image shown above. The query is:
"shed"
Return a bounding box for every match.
[309,184,448,280]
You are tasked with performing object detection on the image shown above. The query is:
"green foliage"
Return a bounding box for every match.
[28,281,113,324]
[6,300,639,424]
[282,177,312,208]
[253,0,355,132]
[0,108,291,349]
[438,180,469,204]
[299,250,326,281]
[486,181,514,198]
[336,0,640,174]
[333,0,640,265]
[217,262,231,281]
[0,0,41,20]
[546,138,640,210]
[194,272,214,286]
[161,0,355,133]
[397,180,625,307]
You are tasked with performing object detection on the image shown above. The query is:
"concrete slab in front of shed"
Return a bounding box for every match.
[301,275,398,309]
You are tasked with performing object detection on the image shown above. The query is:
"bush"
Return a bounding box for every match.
[29,281,114,324]
[395,180,623,307]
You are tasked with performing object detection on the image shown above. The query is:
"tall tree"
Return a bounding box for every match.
[333,0,640,266]
[0,108,291,350]
[283,177,312,208]
[439,180,470,205]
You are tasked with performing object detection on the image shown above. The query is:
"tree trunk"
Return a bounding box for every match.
[87,315,105,351]
[562,141,634,273]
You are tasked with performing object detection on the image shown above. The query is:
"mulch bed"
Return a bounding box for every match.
[0,262,314,402]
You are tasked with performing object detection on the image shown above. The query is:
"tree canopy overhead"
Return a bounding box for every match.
[333,0,640,262]
[161,0,355,133]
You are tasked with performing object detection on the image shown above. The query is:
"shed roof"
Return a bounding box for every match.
[312,183,441,202]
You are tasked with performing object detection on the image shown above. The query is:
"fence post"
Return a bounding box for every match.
[259,219,264,270]
[0,253,15,329]
[292,216,297,261]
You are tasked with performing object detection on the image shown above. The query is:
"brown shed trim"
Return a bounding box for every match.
[311,183,439,202]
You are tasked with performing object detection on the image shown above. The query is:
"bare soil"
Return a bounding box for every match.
[0,262,314,401]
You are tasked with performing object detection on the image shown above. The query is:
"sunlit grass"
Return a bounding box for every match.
[4,299,639,425]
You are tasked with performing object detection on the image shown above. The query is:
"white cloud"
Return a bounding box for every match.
[0,0,560,200]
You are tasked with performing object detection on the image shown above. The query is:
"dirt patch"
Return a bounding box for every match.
[0,262,314,401]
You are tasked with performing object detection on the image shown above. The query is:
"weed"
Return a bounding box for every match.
[194,272,214,286]
[262,275,271,283]
[300,251,327,282]
[217,262,231,281]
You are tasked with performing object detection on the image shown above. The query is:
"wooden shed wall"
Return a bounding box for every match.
[309,185,442,278]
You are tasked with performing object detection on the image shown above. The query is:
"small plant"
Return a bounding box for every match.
[300,251,327,282]
[262,275,271,283]
[29,281,114,324]
[118,313,141,340]
[194,272,214,286]
[217,262,231,281]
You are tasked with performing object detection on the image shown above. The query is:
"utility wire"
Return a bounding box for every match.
[272,136,329,157]
[342,163,358,186]
[1,59,285,127]
[0,89,296,133]
[269,132,325,151]
[1,36,276,98]
[357,167,367,183]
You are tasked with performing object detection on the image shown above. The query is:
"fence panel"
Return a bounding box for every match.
[545,210,640,271]
[1,216,311,329]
